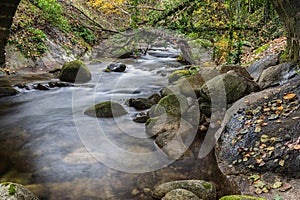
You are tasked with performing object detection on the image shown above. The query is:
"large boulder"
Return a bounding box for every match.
[151,94,190,117]
[176,69,219,97]
[153,180,216,200]
[247,54,280,81]
[200,71,260,104]
[59,60,91,83]
[257,62,298,89]
[84,101,127,118]
[215,76,300,199]
[0,182,39,200]
[219,64,253,80]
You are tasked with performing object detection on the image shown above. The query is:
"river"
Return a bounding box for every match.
[0,49,213,199]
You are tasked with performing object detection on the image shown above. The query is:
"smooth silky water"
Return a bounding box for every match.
[0,53,204,199]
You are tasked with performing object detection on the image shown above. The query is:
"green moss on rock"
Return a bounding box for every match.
[154,94,189,117]
[8,184,16,196]
[219,195,266,200]
[0,87,20,97]
[84,101,127,118]
[168,70,191,83]
[59,60,91,83]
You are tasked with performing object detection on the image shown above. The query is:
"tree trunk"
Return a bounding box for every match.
[0,0,21,68]
[270,0,300,62]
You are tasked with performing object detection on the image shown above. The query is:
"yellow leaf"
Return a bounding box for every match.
[283,93,297,100]
[279,160,285,166]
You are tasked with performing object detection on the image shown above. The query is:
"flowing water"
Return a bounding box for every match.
[0,51,210,199]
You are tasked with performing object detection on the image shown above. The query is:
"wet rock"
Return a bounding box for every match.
[152,94,189,117]
[200,71,260,104]
[0,182,39,200]
[59,60,91,83]
[0,87,19,97]
[105,63,126,72]
[257,62,298,89]
[148,93,161,104]
[247,54,280,81]
[84,101,127,118]
[219,195,266,200]
[34,83,50,90]
[129,98,154,110]
[162,189,200,200]
[153,180,216,200]
[133,112,149,123]
[219,64,253,80]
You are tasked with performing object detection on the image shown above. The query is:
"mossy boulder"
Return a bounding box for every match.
[168,70,192,84]
[153,94,189,117]
[200,71,259,104]
[0,182,39,200]
[0,87,19,97]
[162,189,200,200]
[153,180,216,200]
[84,101,127,118]
[59,60,91,83]
[219,195,266,200]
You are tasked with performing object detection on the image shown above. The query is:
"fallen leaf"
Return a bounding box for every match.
[254,180,266,188]
[255,119,264,124]
[293,144,300,150]
[292,116,300,120]
[255,126,262,133]
[272,181,283,189]
[263,107,271,112]
[260,134,269,143]
[255,188,262,194]
[262,187,269,193]
[249,174,260,181]
[279,160,285,166]
[276,119,283,123]
[283,93,297,100]
[256,158,263,164]
[277,106,284,111]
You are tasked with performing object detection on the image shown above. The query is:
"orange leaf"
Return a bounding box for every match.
[294,145,300,150]
[283,93,297,100]
[277,106,284,111]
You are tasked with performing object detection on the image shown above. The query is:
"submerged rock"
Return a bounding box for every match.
[84,101,127,118]
[0,182,39,200]
[0,87,19,97]
[59,60,91,83]
[128,98,154,110]
[153,180,216,200]
[133,112,149,123]
[105,63,126,72]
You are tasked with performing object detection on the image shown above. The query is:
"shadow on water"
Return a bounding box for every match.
[0,53,237,199]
